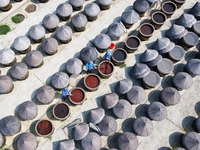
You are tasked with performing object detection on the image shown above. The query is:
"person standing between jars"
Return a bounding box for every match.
[105,43,115,61]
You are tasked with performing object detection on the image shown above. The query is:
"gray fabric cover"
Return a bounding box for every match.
[0,75,13,94]
[97,0,113,6]
[160,87,180,106]
[115,79,132,95]
[13,36,31,52]
[16,132,37,150]
[36,85,55,104]
[133,0,150,13]
[9,62,28,80]
[73,122,89,140]
[98,116,117,136]
[89,108,105,124]
[107,22,125,40]
[130,63,150,79]
[18,101,38,120]
[71,14,88,29]
[173,72,193,90]
[80,47,98,63]
[182,132,200,150]
[58,139,75,150]
[112,99,132,119]
[118,132,138,150]
[102,93,119,109]
[0,48,15,65]
[133,116,153,136]
[121,9,139,25]
[176,13,197,28]
[146,54,162,67]
[41,37,58,54]
[25,50,43,67]
[126,86,146,104]
[56,2,73,18]
[147,102,167,121]
[65,58,83,75]
[0,116,21,136]
[28,25,45,40]
[69,0,85,7]
[51,72,69,89]
[0,0,9,7]
[94,34,111,50]
[140,49,158,63]
[55,26,73,42]
[186,59,200,76]
[81,132,102,150]
[43,14,59,29]
[84,3,100,17]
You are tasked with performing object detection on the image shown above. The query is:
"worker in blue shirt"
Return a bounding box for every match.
[62,87,71,100]
[105,43,115,61]
[86,60,96,74]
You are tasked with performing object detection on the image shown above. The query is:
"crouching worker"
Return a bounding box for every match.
[62,87,71,100]
[86,60,97,74]
[105,43,115,61]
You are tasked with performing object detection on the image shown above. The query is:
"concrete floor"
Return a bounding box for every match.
[0,0,200,149]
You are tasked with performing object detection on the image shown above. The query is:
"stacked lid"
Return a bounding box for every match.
[140,49,162,67]
[152,38,175,54]
[130,63,150,78]
[176,13,196,28]
[167,24,188,39]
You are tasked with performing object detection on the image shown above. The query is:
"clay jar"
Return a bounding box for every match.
[98,60,114,78]
[39,0,49,3]
[139,23,155,41]
[161,1,177,18]
[69,87,86,104]
[84,74,101,91]
[172,0,185,8]
[35,119,54,137]
[53,102,70,120]
[124,36,141,53]
[0,3,12,12]
[151,11,167,29]
[111,48,127,66]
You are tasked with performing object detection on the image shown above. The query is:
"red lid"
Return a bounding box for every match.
[109,43,115,49]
